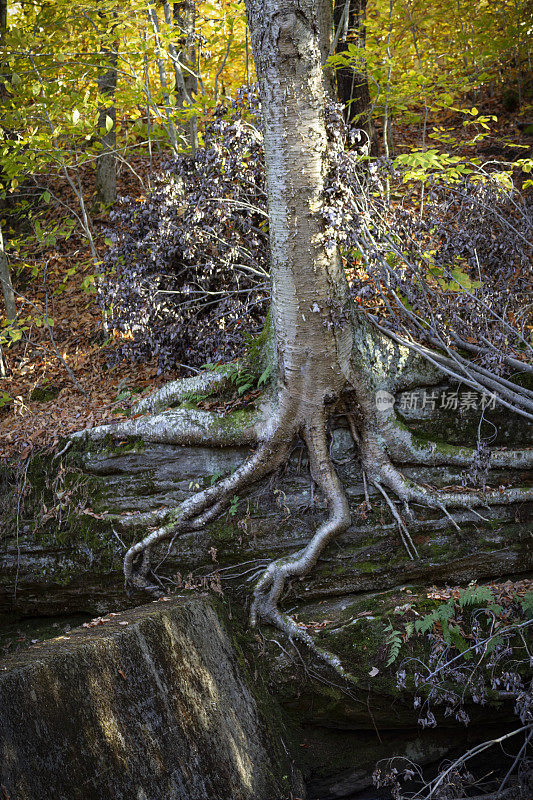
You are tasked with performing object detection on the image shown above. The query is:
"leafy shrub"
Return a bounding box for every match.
[99,88,268,371]
[375,582,533,798]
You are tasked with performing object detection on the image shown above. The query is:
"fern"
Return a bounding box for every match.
[448,623,468,652]
[484,633,505,655]
[458,585,493,608]
[486,602,504,617]
[385,622,403,667]
[520,591,533,617]
[257,364,272,387]
[415,602,454,635]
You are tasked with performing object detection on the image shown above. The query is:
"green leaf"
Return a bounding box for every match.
[257,365,272,387]
[9,328,23,342]
[384,622,403,666]
[0,391,13,408]
[458,585,493,608]
[521,591,533,616]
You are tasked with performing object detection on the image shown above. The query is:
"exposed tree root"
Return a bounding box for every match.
[381,414,533,470]
[72,404,263,447]
[75,357,532,685]
[132,369,231,415]
[112,400,358,678]
[124,428,292,590]
[361,423,533,507]
[371,451,533,510]
[249,413,352,676]
[371,479,420,560]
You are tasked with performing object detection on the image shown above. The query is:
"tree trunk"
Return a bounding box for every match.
[0,0,15,379]
[333,0,378,153]
[0,2,14,322]
[245,1,353,421]
[0,220,15,322]
[148,2,179,156]
[317,0,336,100]
[95,15,117,207]
[172,0,197,153]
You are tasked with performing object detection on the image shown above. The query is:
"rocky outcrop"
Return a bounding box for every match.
[0,596,302,800]
[1,429,531,618]
[1,388,531,798]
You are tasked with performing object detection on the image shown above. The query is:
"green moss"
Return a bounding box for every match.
[29,385,60,403]
[426,541,449,559]
[210,407,259,435]
[208,520,236,543]
[242,308,273,373]
[90,434,146,455]
[354,560,380,573]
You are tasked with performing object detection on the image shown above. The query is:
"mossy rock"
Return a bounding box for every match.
[0,596,303,800]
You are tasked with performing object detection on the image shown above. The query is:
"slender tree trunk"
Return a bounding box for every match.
[0,0,7,84]
[245,1,353,422]
[172,0,197,153]
[318,0,336,100]
[0,222,15,377]
[148,2,179,156]
[0,6,15,334]
[0,222,15,322]
[333,0,378,153]
[95,14,117,207]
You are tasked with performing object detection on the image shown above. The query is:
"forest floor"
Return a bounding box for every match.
[1,91,531,460]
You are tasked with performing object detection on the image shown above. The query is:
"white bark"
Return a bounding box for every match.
[246,0,353,427]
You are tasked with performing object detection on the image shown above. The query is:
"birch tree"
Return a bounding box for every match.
[76,0,533,675]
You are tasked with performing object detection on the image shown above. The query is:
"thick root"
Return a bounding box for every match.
[132,369,231,415]
[251,413,354,678]
[383,417,533,470]
[361,429,533,512]
[124,432,291,589]
[72,405,263,447]
[376,458,533,509]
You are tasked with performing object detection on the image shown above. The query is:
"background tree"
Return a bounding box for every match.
[172,0,198,153]
[333,0,377,152]
[94,3,118,207]
[0,0,15,325]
